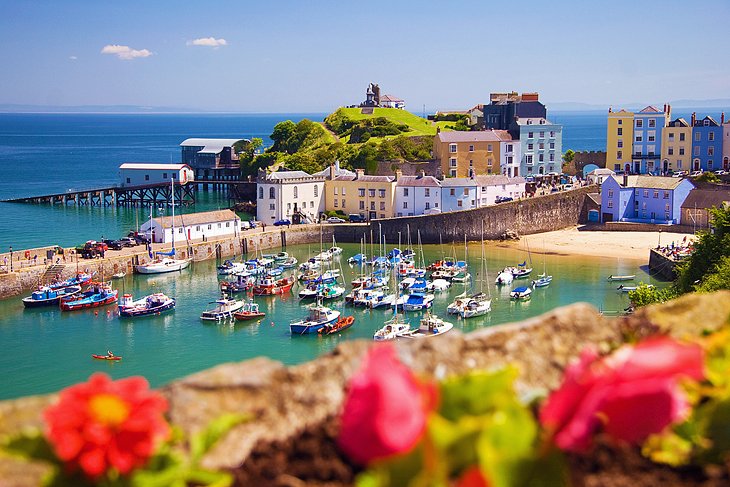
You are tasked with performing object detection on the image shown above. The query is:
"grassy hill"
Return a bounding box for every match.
[325,107,450,143]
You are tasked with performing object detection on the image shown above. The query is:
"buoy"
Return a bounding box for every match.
[94,311,99,316]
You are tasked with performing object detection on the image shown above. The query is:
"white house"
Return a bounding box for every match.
[586,168,616,186]
[119,163,194,187]
[476,175,526,205]
[395,173,441,217]
[379,94,405,109]
[499,138,522,177]
[140,209,241,244]
[256,169,325,223]
[440,178,478,213]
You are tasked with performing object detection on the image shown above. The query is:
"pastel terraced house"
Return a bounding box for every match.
[606,109,634,173]
[515,118,562,177]
[632,105,671,175]
[440,178,478,213]
[394,173,442,217]
[325,169,396,221]
[661,118,692,174]
[434,130,510,178]
[690,114,722,172]
[600,175,694,224]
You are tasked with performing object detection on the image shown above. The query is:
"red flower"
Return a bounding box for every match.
[337,344,437,465]
[455,466,491,487]
[540,337,704,452]
[44,373,170,479]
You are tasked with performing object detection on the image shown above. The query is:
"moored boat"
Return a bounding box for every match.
[200,295,244,321]
[401,292,434,312]
[318,315,355,335]
[532,275,553,288]
[48,272,92,291]
[22,285,82,308]
[220,274,254,294]
[373,316,410,341]
[401,312,453,338]
[253,275,295,296]
[233,301,266,321]
[608,274,636,281]
[617,284,653,293]
[289,301,340,335]
[495,270,514,285]
[118,293,175,318]
[60,282,118,311]
[510,286,532,300]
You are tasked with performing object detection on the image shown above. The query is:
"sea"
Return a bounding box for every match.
[0,109,718,399]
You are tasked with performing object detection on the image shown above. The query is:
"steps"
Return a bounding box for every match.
[41,264,65,284]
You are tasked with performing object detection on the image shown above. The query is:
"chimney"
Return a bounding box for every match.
[722,112,725,124]
[395,169,402,181]
[418,170,425,178]
[355,168,365,179]
[608,106,612,113]
[329,163,336,180]
[622,173,628,187]
[691,112,696,126]
[436,126,441,134]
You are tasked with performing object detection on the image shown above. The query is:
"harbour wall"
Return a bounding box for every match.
[648,248,681,280]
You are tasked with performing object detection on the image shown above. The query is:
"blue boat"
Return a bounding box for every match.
[22,285,82,308]
[289,301,340,335]
[401,292,434,312]
[60,283,118,311]
[118,293,176,318]
[48,272,92,291]
[347,253,367,265]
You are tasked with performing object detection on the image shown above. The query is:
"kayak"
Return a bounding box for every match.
[92,354,122,361]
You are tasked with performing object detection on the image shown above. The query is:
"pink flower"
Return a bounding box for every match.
[337,344,436,465]
[540,337,704,452]
[44,373,170,479]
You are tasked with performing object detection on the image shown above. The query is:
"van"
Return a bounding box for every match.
[348,214,365,223]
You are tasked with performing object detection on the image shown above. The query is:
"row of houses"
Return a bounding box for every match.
[606,106,730,174]
[433,92,563,179]
[256,163,526,223]
[599,174,729,227]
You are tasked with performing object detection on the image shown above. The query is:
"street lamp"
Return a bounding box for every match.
[9,246,12,272]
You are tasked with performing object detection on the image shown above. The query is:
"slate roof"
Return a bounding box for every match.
[475,175,526,186]
[612,175,692,191]
[120,163,190,171]
[681,188,730,210]
[638,106,662,113]
[267,171,315,180]
[334,174,394,183]
[179,138,247,155]
[440,178,478,187]
[152,209,239,229]
[396,175,441,187]
[515,117,556,126]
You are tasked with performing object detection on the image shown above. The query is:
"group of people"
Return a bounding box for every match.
[656,236,693,261]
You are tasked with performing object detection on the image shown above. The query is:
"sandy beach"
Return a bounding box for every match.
[495,226,694,261]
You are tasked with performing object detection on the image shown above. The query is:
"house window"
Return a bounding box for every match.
[668,147,674,155]
[665,203,670,211]
[469,145,474,152]
[694,146,700,156]
[668,133,675,141]
[450,158,457,167]
[528,132,534,138]
[617,128,623,136]
[608,189,614,198]
[334,199,338,207]
[269,187,275,199]
[403,188,409,197]
[293,186,298,198]
[487,158,493,166]
[618,120,622,125]
[208,224,212,230]
[617,150,623,160]
[163,172,168,179]
[379,189,385,198]
[145,174,150,181]
[126,177,131,184]
[648,135,655,142]
[528,143,534,150]
[449,144,457,153]
[679,148,685,155]
[370,202,375,210]
[217,223,221,228]
[550,142,556,149]
[287,203,291,210]
[539,154,544,162]
[358,188,365,197]
[450,189,455,196]
[450,169,456,177]
[380,202,385,210]
[463,188,469,195]
[179,228,183,234]
[507,156,513,164]
[425,202,430,209]
[269,204,274,210]
[539,131,545,138]
[310,201,313,207]
[196,225,200,231]
[314,185,318,197]
[648,119,655,128]
[708,147,714,156]
[680,133,685,141]
[549,153,555,162]
[425,188,430,197]
[403,201,408,209]
[172,173,176,179]
[709,132,715,141]
[457,200,463,207]
[487,144,493,152]
[653,190,659,198]
[663,191,669,199]
[539,143,545,150]
[369,189,375,197]
[526,154,533,165]
[359,201,364,210]
[341,187,345,196]
[704,119,710,126]
[708,160,713,169]
[334,187,338,195]
[607,200,613,208]
[636,119,643,128]
[259,187,263,199]
[635,135,643,142]
[695,132,701,141]
[550,131,555,137]
[302,202,306,208]
[507,144,513,152]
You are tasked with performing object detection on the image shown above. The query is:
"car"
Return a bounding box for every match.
[348,214,365,223]
[714,169,727,176]
[326,216,346,223]
[118,237,137,247]
[102,239,123,251]
[689,171,703,178]
[495,196,513,203]
[562,184,574,191]
[273,219,291,226]
[672,171,688,178]
[240,221,251,230]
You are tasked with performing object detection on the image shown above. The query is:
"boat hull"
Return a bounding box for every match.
[60,291,118,311]
[92,354,122,361]
[119,299,176,318]
[135,259,190,274]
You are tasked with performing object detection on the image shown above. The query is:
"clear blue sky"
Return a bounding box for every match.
[0,0,728,113]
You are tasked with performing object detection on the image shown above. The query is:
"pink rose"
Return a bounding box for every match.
[540,337,704,452]
[337,344,436,465]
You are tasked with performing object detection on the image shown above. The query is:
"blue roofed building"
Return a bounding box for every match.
[690,114,723,172]
[600,174,694,224]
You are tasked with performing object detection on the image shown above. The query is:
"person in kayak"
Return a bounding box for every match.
[107,350,114,358]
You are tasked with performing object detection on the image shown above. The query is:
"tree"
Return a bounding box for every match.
[270,120,296,153]
[675,205,730,293]
[695,172,720,183]
[563,149,575,163]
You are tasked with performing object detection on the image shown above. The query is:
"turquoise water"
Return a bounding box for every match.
[0,241,654,400]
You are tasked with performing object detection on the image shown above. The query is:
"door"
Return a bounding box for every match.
[187,229,191,240]
[368,211,377,221]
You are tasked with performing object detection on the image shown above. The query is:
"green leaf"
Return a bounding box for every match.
[694,395,730,465]
[438,369,519,422]
[189,413,250,463]
[2,430,59,465]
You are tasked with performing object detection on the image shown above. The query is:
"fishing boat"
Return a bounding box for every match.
[617,284,654,293]
[510,286,532,300]
[92,354,122,361]
[220,274,254,294]
[280,257,298,269]
[200,295,244,321]
[22,285,82,308]
[233,301,266,321]
[401,312,453,339]
[60,282,118,311]
[135,180,191,275]
[401,292,434,312]
[274,251,289,262]
[289,299,340,335]
[118,293,175,318]
[217,260,247,275]
[48,272,92,291]
[318,315,355,335]
[608,275,636,281]
[253,275,295,296]
[353,288,385,307]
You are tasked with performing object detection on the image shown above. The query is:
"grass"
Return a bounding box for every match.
[336,108,447,137]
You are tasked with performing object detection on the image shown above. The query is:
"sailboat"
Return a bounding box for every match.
[135,179,191,274]
[531,242,553,288]
[510,238,533,279]
[373,234,410,340]
[460,225,491,319]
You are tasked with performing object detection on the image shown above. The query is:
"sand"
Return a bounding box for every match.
[494,227,694,261]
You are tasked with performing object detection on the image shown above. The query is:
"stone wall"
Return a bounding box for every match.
[581,221,695,234]
[649,248,680,280]
[373,160,440,177]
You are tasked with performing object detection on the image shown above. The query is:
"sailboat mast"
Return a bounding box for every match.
[170,178,175,252]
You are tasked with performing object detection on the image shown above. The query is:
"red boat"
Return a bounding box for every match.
[60,282,118,311]
[318,315,355,335]
[92,354,122,361]
[233,301,266,321]
[253,276,295,296]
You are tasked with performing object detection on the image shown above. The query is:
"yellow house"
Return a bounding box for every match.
[434,130,509,177]
[661,118,692,173]
[606,109,634,172]
[325,169,396,220]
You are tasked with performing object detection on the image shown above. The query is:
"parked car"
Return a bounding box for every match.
[689,171,703,177]
[102,239,123,251]
[672,171,688,178]
[348,214,365,223]
[714,169,727,176]
[327,216,346,223]
[562,184,574,191]
[273,219,291,226]
[118,237,137,247]
[128,231,150,245]
[495,196,513,203]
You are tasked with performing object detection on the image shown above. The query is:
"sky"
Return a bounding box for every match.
[0,0,728,113]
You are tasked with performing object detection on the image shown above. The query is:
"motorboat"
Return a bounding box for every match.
[274,251,289,262]
[451,271,471,283]
[111,271,127,279]
[318,315,355,335]
[354,289,385,307]
[348,253,367,265]
[298,269,320,282]
[495,270,514,285]
[200,295,244,321]
[22,285,82,308]
[48,272,92,291]
[427,279,451,293]
[217,260,247,275]
[135,256,191,274]
[532,275,553,288]
[607,275,636,281]
[253,275,295,296]
[617,284,653,293]
[60,282,118,311]
[510,286,532,300]
[289,301,340,335]
[299,259,320,272]
[220,274,254,294]
[459,295,492,318]
[401,313,453,339]
[373,317,411,341]
[233,301,266,321]
[369,293,397,309]
[118,293,175,318]
[402,292,434,312]
[280,257,298,269]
